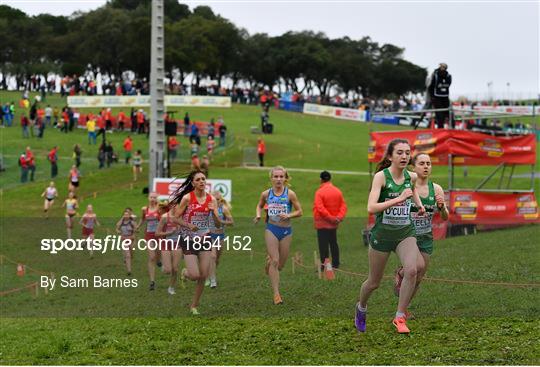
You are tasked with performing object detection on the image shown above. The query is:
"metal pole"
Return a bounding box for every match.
[497,164,506,189]
[149,0,166,187]
[448,154,452,191]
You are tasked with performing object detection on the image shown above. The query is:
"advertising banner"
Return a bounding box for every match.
[68,95,232,108]
[449,191,539,224]
[153,178,232,202]
[452,104,540,116]
[303,103,368,122]
[368,129,536,165]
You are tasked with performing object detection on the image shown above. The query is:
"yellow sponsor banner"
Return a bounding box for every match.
[67,96,231,108]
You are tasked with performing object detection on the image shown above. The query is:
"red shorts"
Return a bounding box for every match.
[82,227,94,237]
[145,232,156,241]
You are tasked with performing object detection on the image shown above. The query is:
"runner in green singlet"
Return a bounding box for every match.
[394,153,449,315]
[354,139,425,334]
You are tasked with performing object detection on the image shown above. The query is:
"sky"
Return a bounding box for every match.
[2,0,539,99]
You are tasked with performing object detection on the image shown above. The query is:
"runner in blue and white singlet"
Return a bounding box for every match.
[255,166,303,305]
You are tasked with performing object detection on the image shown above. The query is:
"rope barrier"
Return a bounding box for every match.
[287,252,539,289]
[0,282,39,296]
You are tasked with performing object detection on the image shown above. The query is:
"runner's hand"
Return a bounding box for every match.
[253,216,261,224]
[397,188,413,202]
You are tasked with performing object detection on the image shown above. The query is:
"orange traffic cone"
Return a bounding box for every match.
[17,264,25,277]
[324,258,335,280]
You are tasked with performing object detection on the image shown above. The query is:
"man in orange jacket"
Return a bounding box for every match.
[313,171,347,269]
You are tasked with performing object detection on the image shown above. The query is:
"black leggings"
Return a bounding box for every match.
[317,228,340,268]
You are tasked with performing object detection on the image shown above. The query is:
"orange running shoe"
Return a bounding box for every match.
[392,317,410,334]
[273,294,283,305]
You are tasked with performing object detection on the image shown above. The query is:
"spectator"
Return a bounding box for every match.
[19,153,28,183]
[45,104,52,126]
[53,106,59,126]
[183,112,190,137]
[105,142,115,167]
[219,121,227,147]
[123,136,133,164]
[257,137,266,167]
[130,108,137,133]
[105,108,112,130]
[48,146,58,178]
[26,146,36,181]
[313,171,347,269]
[190,122,200,145]
[136,109,145,134]
[3,103,12,127]
[21,114,30,138]
[98,143,106,169]
[37,116,45,138]
[73,144,82,168]
[168,136,179,162]
[68,107,75,131]
[118,110,126,131]
[96,114,106,142]
[86,115,97,144]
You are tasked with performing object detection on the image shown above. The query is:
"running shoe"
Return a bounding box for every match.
[180,268,187,281]
[157,261,162,268]
[273,294,283,305]
[394,266,403,297]
[354,304,366,332]
[167,286,176,295]
[149,281,155,291]
[205,279,211,287]
[392,317,410,334]
[210,278,217,289]
[127,272,131,277]
[190,307,200,315]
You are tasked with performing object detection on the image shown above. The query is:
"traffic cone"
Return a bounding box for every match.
[17,264,25,277]
[324,258,335,280]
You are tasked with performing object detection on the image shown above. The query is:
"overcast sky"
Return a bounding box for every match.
[3,0,539,99]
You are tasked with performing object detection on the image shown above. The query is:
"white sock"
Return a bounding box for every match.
[357,303,367,312]
[396,311,406,318]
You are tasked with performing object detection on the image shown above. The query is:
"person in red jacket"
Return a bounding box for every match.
[123,135,133,164]
[313,171,347,269]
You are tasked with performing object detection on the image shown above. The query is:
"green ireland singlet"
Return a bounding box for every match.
[411,180,436,255]
[369,168,415,252]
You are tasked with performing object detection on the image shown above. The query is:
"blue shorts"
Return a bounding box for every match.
[266,223,292,241]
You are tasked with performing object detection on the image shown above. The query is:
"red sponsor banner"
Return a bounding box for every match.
[450,191,539,224]
[369,129,536,165]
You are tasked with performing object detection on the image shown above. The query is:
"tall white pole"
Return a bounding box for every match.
[149,0,166,187]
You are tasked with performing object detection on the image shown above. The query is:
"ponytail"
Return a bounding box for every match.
[168,170,204,208]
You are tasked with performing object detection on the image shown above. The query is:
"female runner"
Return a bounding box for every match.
[80,204,100,258]
[254,166,303,305]
[116,208,137,276]
[41,181,58,218]
[62,191,78,239]
[393,153,449,314]
[156,201,183,295]
[354,139,425,334]
[207,190,234,288]
[137,192,161,291]
[169,170,221,315]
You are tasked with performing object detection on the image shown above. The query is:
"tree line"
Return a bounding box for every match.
[0,0,427,98]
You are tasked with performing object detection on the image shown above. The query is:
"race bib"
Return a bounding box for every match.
[411,212,432,235]
[382,200,411,225]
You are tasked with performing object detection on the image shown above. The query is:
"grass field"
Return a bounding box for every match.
[1,91,539,365]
